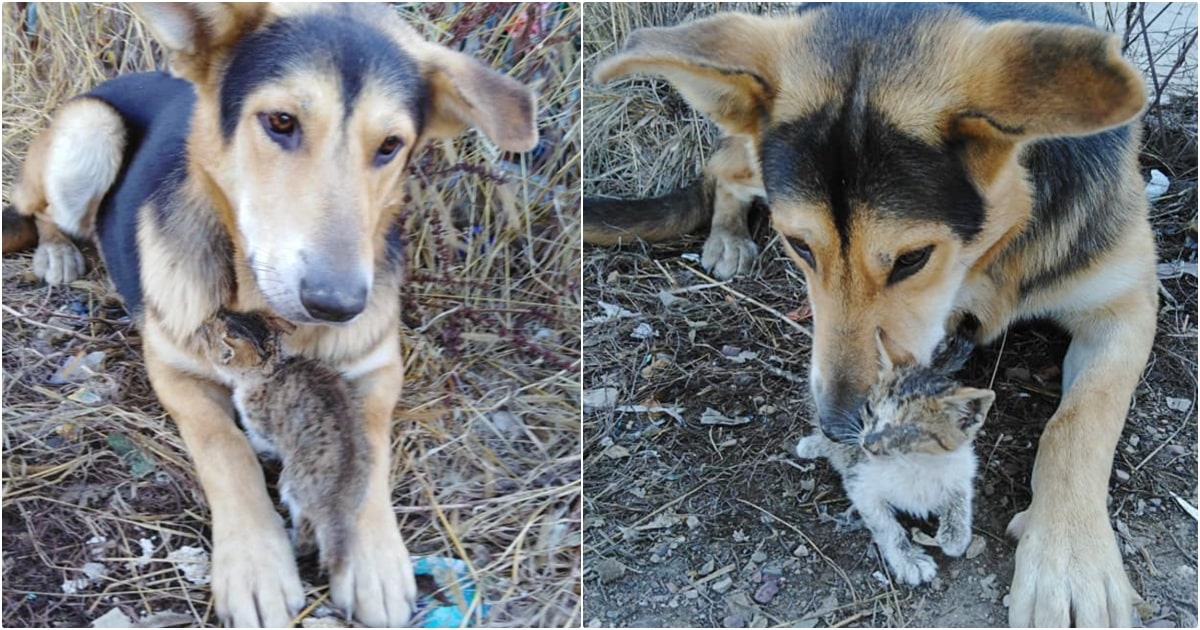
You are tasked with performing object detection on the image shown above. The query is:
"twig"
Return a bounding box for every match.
[736,498,859,602]
[685,265,813,338]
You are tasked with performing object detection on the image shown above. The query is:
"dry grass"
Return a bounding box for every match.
[2,3,580,628]
[582,3,1196,628]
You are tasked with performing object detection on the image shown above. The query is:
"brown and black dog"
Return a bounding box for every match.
[585,4,1156,626]
[3,4,535,626]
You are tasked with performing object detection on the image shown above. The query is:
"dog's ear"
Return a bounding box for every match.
[131,3,270,83]
[417,46,538,152]
[594,13,783,136]
[959,21,1145,140]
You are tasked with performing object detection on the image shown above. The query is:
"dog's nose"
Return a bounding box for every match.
[815,383,866,444]
[299,279,368,322]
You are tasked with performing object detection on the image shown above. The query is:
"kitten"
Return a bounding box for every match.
[794,332,993,585]
[197,309,371,575]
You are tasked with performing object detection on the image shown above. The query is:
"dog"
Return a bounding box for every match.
[586,4,1156,626]
[3,4,536,626]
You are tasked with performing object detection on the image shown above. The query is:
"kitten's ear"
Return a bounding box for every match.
[875,328,913,373]
[262,313,297,335]
[942,387,995,436]
[217,338,236,365]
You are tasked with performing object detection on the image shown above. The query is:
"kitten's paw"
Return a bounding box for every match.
[883,543,938,586]
[794,434,826,460]
[936,523,971,557]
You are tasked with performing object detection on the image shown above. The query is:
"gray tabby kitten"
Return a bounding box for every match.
[198,309,371,576]
[795,332,993,585]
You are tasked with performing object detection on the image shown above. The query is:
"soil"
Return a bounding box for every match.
[582,220,1198,627]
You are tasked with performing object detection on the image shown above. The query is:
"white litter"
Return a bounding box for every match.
[166,546,211,585]
[582,388,619,410]
[1146,169,1169,200]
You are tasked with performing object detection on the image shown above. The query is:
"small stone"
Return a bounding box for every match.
[723,614,745,628]
[1129,434,1140,448]
[595,558,627,584]
[750,550,767,564]
[792,544,809,558]
[965,535,987,560]
[683,589,700,600]
[1115,469,1131,482]
[650,554,662,563]
[752,575,780,604]
[711,577,733,594]
[699,559,716,575]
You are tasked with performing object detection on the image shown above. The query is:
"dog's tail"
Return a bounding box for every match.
[582,175,715,245]
[3,205,38,254]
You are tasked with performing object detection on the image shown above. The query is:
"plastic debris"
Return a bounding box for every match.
[1146,169,1169,200]
[412,555,489,628]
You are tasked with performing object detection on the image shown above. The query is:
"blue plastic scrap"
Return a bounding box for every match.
[412,555,490,628]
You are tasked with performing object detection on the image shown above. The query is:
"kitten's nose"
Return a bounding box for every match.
[862,432,883,455]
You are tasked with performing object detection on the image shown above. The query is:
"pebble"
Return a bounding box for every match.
[699,559,716,575]
[712,577,733,594]
[723,614,746,628]
[965,535,987,560]
[1129,434,1141,448]
[683,589,700,600]
[1115,469,1131,482]
[595,558,627,584]
[750,550,767,564]
[752,574,781,604]
[792,544,809,558]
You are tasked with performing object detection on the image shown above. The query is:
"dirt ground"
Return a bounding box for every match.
[2,4,581,628]
[581,4,1198,628]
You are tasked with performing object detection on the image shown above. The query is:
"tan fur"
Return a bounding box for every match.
[7,3,538,627]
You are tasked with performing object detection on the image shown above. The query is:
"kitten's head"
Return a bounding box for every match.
[202,309,296,375]
[859,330,994,457]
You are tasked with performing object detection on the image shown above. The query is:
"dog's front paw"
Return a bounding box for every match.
[330,504,417,627]
[881,541,938,586]
[701,229,757,279]
[211,525,305,627]
[32,240,85,285]
[1007,503,1142,627]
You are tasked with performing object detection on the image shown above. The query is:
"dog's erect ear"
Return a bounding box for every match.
[417,46,538,152]
[942,387,995,436]
[959,21,1145,140]
[131,3,270,83]
[594,13,783,136]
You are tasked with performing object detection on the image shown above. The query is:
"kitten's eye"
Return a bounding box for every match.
[888,245,933,285]
[786,237,816,269]
[259,112,301,150]
[862,400,874,417]
[374,135,405,166]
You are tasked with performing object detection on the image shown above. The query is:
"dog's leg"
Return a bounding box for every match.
[1007,286,1156,627]
[700,137,763,279]
[330,354,417,627]
[144,341,304,628]
[13,99,125,284]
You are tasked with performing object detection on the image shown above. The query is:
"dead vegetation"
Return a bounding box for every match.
[2,3,580,628]
[582,3,1197,628]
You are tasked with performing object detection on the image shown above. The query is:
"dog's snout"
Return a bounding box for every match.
[815,382,867,444]
[299,278,368,322]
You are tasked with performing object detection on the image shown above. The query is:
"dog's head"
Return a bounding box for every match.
[133,3,537,324]
[595,5,1144,440]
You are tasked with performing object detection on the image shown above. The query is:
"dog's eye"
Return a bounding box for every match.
[374,135,404,167]
[888,245,933,284]
[259,112,301,150]
[786,237,816,269]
